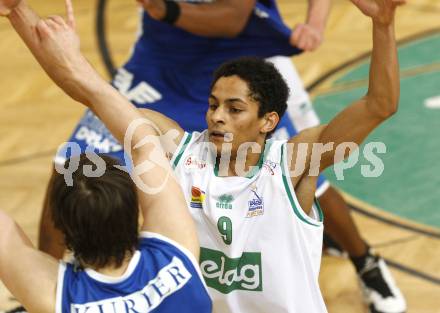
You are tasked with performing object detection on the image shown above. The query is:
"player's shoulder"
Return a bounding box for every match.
[170,130,210,166]
[138,232,209,291]
[138,231,199,266]
[287,125,327,145]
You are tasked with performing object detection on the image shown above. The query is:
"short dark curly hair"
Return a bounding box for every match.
[50,154,139,269]
[211,57,289,120]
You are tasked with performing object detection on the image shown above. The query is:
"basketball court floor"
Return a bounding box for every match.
[0,0,439,312]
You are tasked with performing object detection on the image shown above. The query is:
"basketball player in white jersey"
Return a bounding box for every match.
[0,0,405,312]
[134,3,406,312]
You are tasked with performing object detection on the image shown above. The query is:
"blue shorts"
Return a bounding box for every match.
[56,66,329,195]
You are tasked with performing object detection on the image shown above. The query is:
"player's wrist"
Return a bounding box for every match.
[372,18,395,33]
[372,15,395,28]
[305,19,325,35]
[63,57,102,104]
[4,0,24,18]
[0,0,22,17]
[160,1,181,25]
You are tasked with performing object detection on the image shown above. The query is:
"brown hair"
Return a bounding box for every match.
[50,154,139,268]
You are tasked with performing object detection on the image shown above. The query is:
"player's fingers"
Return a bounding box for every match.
[308,33,321,51]
[297,32,309,50]
[36,19,52,40]
[291,31,304,48]
[45,18,59,31]
[65,0,76,30]
[306,37,316,51]
[137,0,152,9]
[303,37,313,51]
[47,15,67,27]
[291,24,304,45]
[306,35,316,51]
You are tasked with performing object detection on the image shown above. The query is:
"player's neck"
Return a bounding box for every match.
[216,141,266,177]
[87,251,135,277]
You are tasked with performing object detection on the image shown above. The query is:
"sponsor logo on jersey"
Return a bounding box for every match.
[113,68,162,104]
[262,160,277,176]
[184,155,207,170]
[247,187,264,218]
[190,186,205,209]
[200,247,262,294]
[75,126,122,153]
[70,257,192,313]
[216,194,233,209]
[165,152,173,160]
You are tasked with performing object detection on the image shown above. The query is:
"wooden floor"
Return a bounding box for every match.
[1,0,440,312]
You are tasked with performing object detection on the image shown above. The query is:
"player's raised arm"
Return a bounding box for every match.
[290,0,404,178]
[5,0,183,151]
[3,0,198,258]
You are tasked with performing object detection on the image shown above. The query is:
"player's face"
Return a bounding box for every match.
[206,75,267,156]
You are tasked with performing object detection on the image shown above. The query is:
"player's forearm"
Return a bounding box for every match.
[174,0,254,37]
[8,1,44,58]
[306,0,330,32]
[83,75,183,154]
[10,6,179,157]
[80,73,161,149]
[366,21,399,117]
[316,21,399,171]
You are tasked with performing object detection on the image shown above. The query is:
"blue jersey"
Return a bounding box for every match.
[127,0,301,69]
[118,0,301,131]
[56,232,212,313]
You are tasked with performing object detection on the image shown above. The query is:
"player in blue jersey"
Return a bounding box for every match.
[0,1,212,312]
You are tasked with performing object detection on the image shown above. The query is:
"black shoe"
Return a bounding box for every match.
[358,255,406,313]
[323,233,348,258]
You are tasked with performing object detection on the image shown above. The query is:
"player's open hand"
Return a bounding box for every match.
[351,0,406,25]
[34,0,94,104]
[0,0,21,16]
[35,0,79,57]
[290,23,324,51]
[136,0,166,20]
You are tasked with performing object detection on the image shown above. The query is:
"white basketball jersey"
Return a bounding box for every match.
[171,130,327,313]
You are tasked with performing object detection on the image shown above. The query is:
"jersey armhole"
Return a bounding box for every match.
[139,231,210,292]
[56,262,67,313]
[280,143,323,227]
[170,132,192,169]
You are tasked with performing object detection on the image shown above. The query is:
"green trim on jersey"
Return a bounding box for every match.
[213,141,273,178]
[314,198,324,222]
[280,144,323,227]
[172,132,192,169]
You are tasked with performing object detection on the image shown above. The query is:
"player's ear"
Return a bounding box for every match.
[260,112,279,134]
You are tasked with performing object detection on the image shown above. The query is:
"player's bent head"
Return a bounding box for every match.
[211,57,289,119]
[50,154,139,268]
